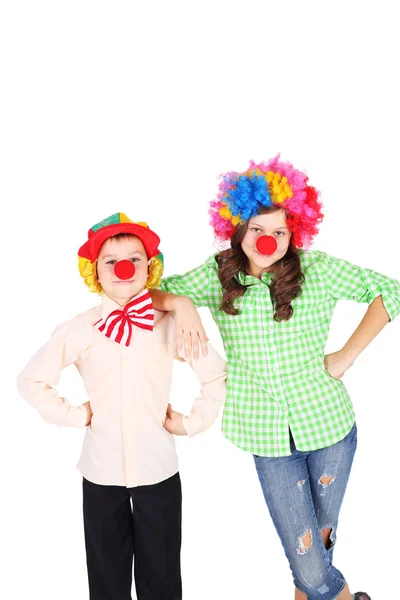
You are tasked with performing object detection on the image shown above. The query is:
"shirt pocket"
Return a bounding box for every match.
[213,292,259,329]
[231,294,257,312]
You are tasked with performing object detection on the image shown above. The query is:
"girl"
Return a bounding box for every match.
[151,156,400,600]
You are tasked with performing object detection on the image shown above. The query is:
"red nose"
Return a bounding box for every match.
[256,235,278,255]
[114,260,136,280]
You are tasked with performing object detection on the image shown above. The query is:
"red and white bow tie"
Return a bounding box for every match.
[94,289,154,346]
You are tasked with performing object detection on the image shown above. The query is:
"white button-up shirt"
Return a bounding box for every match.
[17,294,227,487]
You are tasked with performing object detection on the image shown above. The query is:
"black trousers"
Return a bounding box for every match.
[82,472,182,600]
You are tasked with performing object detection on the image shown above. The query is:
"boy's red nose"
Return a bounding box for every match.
[256,235,278,255]
[114,260,135,280]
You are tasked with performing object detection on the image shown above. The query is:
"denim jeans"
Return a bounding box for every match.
[254,423,357,600]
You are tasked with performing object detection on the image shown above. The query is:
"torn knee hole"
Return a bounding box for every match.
[297,529,312,555]
[318,475,335,486]
[320,527,333,549]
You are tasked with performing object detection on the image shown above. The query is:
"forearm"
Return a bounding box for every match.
[181,345,227,437]
[17,328,89,428]
[182,385,225,437]
[150,289,192,312]
[18,376,88,427]
[342,295,389,364]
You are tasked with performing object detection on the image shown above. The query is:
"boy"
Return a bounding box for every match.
[17,212,226,600]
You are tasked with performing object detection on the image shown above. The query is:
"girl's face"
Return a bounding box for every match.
[97,236,149,305]
[241,209,292,277]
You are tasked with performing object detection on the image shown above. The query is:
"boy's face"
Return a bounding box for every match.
[241,209,292,278]
[97,236,149,305]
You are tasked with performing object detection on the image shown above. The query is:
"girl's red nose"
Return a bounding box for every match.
[114,260,135,280]
[256,235,278,255]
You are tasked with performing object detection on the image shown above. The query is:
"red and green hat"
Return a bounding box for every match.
[78,212,161,264]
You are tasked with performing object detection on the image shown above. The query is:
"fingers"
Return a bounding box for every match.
[175,327,183,353]
[183,330,192,358]
[174,310,210,360]
[163,403,173,425]
[198,329,209,357]
[191,331,200,361]
[175,329,198,360]
[191,329,210,360]
[176,331,209,361]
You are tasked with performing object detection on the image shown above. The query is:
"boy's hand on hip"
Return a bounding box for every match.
[163,403,187,435]
[82,401,93,426]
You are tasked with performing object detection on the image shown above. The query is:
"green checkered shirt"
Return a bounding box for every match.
[159,250,400,456]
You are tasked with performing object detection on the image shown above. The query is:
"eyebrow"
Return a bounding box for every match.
[249,222,289,230]
[102,251,144,259]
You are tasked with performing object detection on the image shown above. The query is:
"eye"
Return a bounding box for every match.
[275,231,286,237]
[106,260,117,265]
[251,227,262,233]
[130,257,140,263]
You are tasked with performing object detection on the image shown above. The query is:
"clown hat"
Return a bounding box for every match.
[78,212,161,264]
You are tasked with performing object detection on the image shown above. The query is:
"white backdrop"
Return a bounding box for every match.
[1,1,399,599]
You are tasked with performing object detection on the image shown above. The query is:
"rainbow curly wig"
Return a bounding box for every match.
[77,212,164,294]
[209,154,323,248]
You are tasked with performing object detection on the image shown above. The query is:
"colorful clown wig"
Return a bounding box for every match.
[77,212,164,294]
[209,154,324,248]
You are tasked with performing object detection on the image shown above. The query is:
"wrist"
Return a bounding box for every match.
[174,296,194,312]
[340,346,357,369]
[180,414,189,436]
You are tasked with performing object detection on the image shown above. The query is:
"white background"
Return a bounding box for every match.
[1,1,399,599]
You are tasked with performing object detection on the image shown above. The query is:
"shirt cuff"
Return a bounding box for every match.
[68,404,89,429]
[381,294,400,322]
[182,413,203,438]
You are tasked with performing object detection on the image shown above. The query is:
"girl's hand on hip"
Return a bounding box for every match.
[324,351,354,379]
[174,297,209,360]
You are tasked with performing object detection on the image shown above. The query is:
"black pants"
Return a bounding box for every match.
[82,472,182,600]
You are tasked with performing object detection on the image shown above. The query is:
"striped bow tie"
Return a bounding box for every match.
[94,289,154,346]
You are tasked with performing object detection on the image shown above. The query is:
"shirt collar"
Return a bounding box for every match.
[235,270,274,286]
[100,289,147,321]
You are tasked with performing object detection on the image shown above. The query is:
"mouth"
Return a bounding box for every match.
[255,249,275,257]
[113,280,135,284]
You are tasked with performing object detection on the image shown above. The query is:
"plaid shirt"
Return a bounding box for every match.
[159,250,400,456]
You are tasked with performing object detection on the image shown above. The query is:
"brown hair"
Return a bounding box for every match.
[215,206,304,321]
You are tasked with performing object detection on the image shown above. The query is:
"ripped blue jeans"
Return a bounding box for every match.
[254,423,357,600]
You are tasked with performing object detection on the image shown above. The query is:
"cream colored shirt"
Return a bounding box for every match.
[17,295,227,487]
